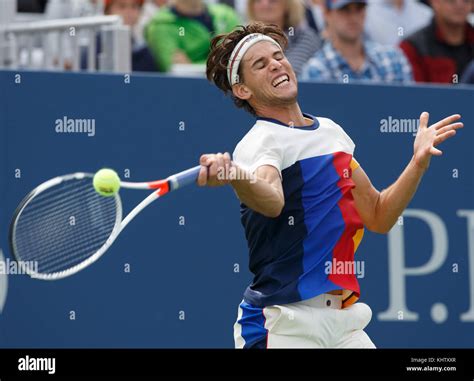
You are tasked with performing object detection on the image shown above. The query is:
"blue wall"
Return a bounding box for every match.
[0,70,473,348]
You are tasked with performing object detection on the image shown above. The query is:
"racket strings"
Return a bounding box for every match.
[16,181,102,245]
[16,181,106,228]
[13,177,120,276]
[25,216,118,271]
[38,232,113,274]
[15,182,114,248]
[15,184,110,259]
[20,208,118,270]
[23,178,90,210]
[15,186,117,273]
[17,192,117,254]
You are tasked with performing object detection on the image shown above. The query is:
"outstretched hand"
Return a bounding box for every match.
[413,112,463,171]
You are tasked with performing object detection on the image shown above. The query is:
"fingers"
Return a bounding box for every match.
[223,152,232,174]
[216,152,233,183]
[432,114,462,130]
[215,153,224,178]
[430,146,443,156]
[419,111,430,129]
[199,154,209,166]
[197,152,232,186]
[208,153,222,179]
[436,122,463,135]
[197,166,208,187]
[197,155,209,186]
[434,129,457,146]
[419,113,462,131]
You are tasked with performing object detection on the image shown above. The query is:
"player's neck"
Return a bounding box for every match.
[256,103,310,127]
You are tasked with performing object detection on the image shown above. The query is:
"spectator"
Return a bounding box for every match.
[302,0,412,83]
[145,0,240,72]
[365,0,433,46]
[461,59,474,82]
[247,0,322,76]
[105,0,158,71]
[135,0,168,45]
[400,0,474,84]
[305,0,326,35]
[82,0,158,72]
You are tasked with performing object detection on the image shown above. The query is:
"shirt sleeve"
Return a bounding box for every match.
[233,130,283,178]
[328,119,356,153]
[350,157,360,171]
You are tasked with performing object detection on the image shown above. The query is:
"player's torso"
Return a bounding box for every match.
[240,116,364,307]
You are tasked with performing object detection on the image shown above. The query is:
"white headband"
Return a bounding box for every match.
[227,33,281,86]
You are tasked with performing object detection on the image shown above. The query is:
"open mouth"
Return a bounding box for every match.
[272,74,290,88]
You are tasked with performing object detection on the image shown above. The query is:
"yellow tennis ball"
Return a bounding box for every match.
[93,168,121,197]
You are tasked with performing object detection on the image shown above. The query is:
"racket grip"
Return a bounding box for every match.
[168,165,202,191]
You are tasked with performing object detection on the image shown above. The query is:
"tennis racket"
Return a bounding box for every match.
[9,165,202,280]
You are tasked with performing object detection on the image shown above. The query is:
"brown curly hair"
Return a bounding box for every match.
[206,22,288,116]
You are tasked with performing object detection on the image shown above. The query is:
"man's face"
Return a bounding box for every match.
[431,0,471,26]
[326,3,366,43]
[107,0,141,27]
[251,0,287,26]
[235,41,298,109]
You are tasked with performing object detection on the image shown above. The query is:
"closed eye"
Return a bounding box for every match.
[256,61,265,69]
[252,51,284,70]
[274,52,284,60]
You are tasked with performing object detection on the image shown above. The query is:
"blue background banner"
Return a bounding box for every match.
[0,70,473,348]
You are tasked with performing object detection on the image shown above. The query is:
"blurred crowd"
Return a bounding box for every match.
[17,0,474,84]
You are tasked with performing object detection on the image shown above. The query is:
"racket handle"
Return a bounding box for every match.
[168,165,202,191]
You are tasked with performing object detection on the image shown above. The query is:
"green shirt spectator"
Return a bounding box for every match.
[145,1,240,72]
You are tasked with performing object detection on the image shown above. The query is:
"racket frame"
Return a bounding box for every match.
[9,165,201,280]
[9,173,123,280]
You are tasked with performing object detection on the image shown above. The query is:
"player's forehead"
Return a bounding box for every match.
[242,41,282,66]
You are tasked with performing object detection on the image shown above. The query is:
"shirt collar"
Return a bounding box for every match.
[257,113,320,130]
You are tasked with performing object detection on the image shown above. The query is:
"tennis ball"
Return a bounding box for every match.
[93,168,121,197]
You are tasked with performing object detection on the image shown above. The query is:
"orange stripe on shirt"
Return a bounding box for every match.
[350,158,360,171]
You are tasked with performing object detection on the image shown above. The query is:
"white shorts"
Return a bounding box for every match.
[234,293,376,348]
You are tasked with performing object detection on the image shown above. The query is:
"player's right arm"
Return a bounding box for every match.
[231,164,284,218]
[197,153,284,218]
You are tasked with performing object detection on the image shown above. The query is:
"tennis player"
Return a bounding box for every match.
[198,22,463,348]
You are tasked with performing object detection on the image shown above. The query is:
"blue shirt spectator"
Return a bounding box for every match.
[302,40,412,83]
[301,0,412,83]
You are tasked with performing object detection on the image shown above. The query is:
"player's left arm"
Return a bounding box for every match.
[351,112,463,234]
